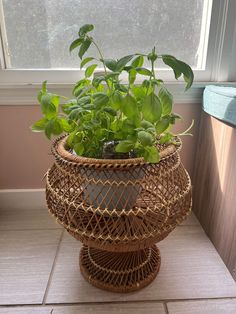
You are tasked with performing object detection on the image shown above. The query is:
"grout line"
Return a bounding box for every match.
[1,297,236,308]
[42,229,65,305]
[163,302,170,314]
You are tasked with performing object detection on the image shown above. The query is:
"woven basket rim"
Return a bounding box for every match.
[53,135,182,166]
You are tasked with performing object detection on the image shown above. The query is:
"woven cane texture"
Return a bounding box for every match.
[80,245,161,293]
[46,136,192,252]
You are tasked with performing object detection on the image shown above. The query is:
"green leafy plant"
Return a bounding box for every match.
[32,24,194,163]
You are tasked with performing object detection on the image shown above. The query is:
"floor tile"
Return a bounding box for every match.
[46,226,236,303]
[0,208,60,230]
[0,229,62,305]
[53,303,165,314]
[0,303,165,314]
[0,207,197,230]
[167,299,236,314]
[0,307,51,314]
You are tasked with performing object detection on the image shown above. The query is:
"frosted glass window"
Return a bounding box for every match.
[1,0,210,69]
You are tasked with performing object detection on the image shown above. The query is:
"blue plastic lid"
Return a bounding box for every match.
[205,85,236,99]
[203,85,236,127]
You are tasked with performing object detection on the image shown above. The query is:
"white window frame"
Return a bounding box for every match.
[0,0,236,104]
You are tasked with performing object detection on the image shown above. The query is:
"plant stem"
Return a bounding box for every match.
[174,120,195,136]
[92,40,107,74]
[151,60,156,79]
[91,38,111,92]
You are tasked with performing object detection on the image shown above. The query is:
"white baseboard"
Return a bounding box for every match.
[0,189,46,210]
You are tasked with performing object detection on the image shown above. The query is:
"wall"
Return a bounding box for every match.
[0,103,201,189]
[193,111,236,280]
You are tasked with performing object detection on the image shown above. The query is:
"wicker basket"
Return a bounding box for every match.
[46,136,192,292]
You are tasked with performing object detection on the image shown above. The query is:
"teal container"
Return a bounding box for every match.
[203,85,236,127]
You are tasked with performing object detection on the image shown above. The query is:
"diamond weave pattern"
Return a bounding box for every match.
[46,136,192,253]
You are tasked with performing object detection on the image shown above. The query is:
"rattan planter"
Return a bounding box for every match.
[46,136,192,292]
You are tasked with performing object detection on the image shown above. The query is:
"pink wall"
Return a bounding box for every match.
[0,104,201,189]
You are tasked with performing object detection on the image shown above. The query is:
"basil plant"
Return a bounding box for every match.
[32,24,194,163]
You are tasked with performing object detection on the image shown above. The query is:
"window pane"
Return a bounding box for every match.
[2,0,209,69]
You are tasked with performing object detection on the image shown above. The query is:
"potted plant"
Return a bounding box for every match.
[32,24,193,210]
[32,24,193,292]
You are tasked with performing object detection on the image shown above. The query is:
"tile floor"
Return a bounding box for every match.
[0,208,236,314]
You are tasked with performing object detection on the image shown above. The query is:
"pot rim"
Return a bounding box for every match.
[53,135,181,167]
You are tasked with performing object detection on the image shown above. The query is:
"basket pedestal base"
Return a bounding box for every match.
[79,245,161,293]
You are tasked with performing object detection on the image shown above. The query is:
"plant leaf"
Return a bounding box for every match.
[115,83,128,93]
[123,66,133,72]
[111,91,123,110]
[44,119,63,139]
[116,55,134,71]
[170,113,182,124]
[74,142,85,155]
[155,117,170,134]
[128,68,136,85]
[136,67,152,76]
[66,131,76,148]
[92,76,105,88]
[80,57,94,69]
[93,92,109,107]
[161,55,181,79]
[62,99,77,114]
[141,120,154,129]
[142,93,162,123]
[73,86,84,97]
[143,146,160,163]
[161,55,194,90]
[103,107,117,116]
[79,38,92,59]
[115,140,134,153]
[103,59,117,71]
[41,94,58,119]
[122,118,136,133]
[132,86,146,100]
[52,118,63,135]
[69,108,81,121]
[77,95,91,105]
[158,88,173,116]
[177,60,194,90]
[131,55,144,68]
[138,130,153,146]
[72,78,90,94]
[122,94,140,125]
[78,24,94,37]
[151,79,164,86]
[42,80,47,93]
[105,72,120,80]
[159,133,173,144]
[69,38,83,52]
[37,81,47,102]
[59,118,74,132]
[44,120,54,139]
[85,64,97,77]
[31,118,47,132]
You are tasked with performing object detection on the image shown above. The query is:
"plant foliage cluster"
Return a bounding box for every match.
[32,24,194,162]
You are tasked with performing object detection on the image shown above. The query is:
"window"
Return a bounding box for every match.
[0,0,235,84]
[1,0,210,70]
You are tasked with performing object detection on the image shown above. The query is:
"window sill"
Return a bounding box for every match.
[0,81,235,105]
